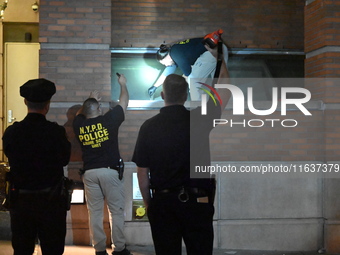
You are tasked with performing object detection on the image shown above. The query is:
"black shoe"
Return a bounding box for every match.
[148,86,158,97]
[112,247,132,255]
[96,251,108,255]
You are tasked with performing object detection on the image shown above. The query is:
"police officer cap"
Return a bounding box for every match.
[20,78,56,102]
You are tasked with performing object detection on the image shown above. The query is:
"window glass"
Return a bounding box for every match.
[111,53,304,101]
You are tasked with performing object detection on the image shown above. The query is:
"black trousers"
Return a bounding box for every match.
[147,192,214,255]
[10,192,67,255]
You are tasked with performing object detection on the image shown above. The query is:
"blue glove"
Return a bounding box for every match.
[148,86,158,97]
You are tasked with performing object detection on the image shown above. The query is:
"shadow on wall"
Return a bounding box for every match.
[63,105,89,245]
[64,105,83,162]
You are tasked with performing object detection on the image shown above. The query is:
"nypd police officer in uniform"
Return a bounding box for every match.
[133,43,230,255]
[2,79,71,255]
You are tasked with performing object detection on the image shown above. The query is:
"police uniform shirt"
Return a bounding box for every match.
[2,113,71,190]
[162,38,207,77]
[73,105,124,171]
[133,105,190,190]
[132,100,221,191]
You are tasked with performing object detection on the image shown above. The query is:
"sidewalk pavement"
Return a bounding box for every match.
[0,241,327,255]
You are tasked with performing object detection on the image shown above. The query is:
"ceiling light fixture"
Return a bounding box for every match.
[32,2,39,12]
[0,0,8,19]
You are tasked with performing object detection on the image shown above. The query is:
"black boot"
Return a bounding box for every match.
[96,251,108,255]
[112,246,132,255]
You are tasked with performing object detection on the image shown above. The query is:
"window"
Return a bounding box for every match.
[111,48,304,105]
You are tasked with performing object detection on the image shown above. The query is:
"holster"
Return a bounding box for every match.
[60,176,74,211]
[2,172,17,210]
[209,175,217,204]
[78,168,85,176]
[118,158,124,180]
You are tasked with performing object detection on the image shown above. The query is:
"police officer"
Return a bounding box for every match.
[133,44,230,255]
[148,36,228,101]
[2,79,71,255]
[73,75,132,255]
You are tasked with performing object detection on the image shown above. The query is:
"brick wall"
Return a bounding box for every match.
[305,0,340,78]
[40,0,111,45]
[39,48,112,102]
[304,0,340,54]
[305,53,340,78]
[325,109,340,161]
[118,109,325,163]
[212,110,325,162]
[112,0,305,49]
[39,0,112,102]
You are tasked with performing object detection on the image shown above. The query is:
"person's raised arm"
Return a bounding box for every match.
[148,65,177,97]
[117,74,129,112]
